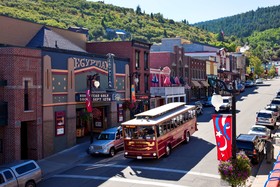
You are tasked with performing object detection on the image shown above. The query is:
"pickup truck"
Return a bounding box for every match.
[0,160,42,187]
[236,134,265,164]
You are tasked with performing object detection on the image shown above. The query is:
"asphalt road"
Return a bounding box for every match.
[38,78,280,187]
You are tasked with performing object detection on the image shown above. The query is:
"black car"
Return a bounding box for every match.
[236,134,265,164]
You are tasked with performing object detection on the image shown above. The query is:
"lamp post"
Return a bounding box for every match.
[209,78,237,159]
[87,73,100,143]
[129,72,139,118]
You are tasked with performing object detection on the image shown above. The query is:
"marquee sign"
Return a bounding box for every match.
[75,93,121,102]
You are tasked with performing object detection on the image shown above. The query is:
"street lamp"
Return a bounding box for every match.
[87,73,100,143]
[129,72,139,118]
[209,78,237,160]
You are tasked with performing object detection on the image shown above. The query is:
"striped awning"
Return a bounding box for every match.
[200,80,209,87]
[191,81,201,88]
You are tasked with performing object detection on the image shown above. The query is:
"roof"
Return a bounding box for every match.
[101,126,121,134]
[134,102,186,118]
[27,26,87,52]
[237,134,257,141]
[258,110,274,114]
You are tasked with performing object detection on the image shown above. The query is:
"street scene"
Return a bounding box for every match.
[36,78,280,187]
[1,1,280,187]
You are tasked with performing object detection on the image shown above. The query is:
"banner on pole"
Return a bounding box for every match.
[212,114,232,161]
[85,89,92,112]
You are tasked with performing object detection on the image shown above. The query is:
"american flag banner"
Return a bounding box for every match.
[85,89,92,113]
[212,114,232,161]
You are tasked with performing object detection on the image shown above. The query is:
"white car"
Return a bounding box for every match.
[255,78,263,84]
[256,109,277,128]
[218,96,232,112]
[248,125,271,140]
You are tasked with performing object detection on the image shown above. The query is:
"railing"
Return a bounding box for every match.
[0,102,8,126]
[150,87,185,97]
[264,152,280,187]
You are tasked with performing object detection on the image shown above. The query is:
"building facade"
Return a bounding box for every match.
[0,15,129,163]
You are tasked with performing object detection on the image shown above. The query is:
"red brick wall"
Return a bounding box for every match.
[0,47,42,164]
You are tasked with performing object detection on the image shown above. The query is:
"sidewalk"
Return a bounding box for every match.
[251,142,280,187]
[37,136,91,180]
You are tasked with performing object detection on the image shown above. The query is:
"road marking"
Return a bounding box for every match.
[53,174,190,187]
[78,163,220,179]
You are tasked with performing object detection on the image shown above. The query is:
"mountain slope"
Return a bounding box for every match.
[193,5,280,38]
[0,0,217,44]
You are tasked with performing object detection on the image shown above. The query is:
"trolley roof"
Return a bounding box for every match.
[122,103,196,126]
[135,102,186,118]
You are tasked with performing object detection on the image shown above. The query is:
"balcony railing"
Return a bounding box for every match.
[0,102,8,126]
[150,87,185,97]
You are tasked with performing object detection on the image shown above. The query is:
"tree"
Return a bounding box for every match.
[248,55,264,78]
[135,5,141,15]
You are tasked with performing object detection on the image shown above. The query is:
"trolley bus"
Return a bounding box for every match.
[121,102,198,159]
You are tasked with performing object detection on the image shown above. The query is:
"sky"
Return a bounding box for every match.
[89,0,280,24]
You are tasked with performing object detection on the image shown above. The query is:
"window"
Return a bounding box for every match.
[24,80,29,111]
[144,52,149,70]
[3,170,13,181]
[15,162,36,175]
[135,50,140,69]
[144,74,149,93]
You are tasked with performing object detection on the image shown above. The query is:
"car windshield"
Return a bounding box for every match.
[271,100,280,105]
[223,99,229,103]
[97,133,115,140]
[123,126,155,140]
[257,113,272,118]
[251,127,266,132]
[266,107,278,112]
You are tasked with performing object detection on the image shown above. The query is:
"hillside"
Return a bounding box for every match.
[193,5,280,38]
[0,0,217,44]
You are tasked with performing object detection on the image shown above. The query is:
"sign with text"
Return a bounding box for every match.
[76,93,113,102]
[55,111,65,136]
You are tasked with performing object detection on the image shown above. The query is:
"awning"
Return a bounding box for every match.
[200,80,209,87]
[191,81,201,88]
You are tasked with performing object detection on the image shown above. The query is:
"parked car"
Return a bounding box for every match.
[237,83,245,92]
[236,134,265,164]
[255,78,263,84]
[88,126,123,157]
[265,104,280,119]
[201,96,213,107]
[248,125,271,140]
[270,98,280,107]
[255,110,277,128]
[217,96,232,112]
[245,80,254,87]
[0,160,42,187]
[195,101,203,115]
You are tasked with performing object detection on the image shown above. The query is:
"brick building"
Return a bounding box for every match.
[0,15,129,163]
[86,40,152,116]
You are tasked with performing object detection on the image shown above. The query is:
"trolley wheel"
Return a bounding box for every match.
[185,132,190,144]
[165,145,171,157]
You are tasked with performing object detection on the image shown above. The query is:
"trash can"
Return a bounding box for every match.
[266,140,274,163]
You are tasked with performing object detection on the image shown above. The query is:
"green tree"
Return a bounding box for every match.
[248,55,264,78]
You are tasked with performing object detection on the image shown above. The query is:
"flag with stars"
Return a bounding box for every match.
[85,89,92,113]
[212,114,232,161]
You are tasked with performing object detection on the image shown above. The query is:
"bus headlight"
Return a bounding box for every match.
[153,153,157,157]
[125,152,128,155]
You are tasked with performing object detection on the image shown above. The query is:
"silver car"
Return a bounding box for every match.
[88,126,123,157]
[248,125,271,140]
[256,110,277,128]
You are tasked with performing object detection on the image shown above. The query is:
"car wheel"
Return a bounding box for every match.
[109,147,115,157]
[165,145,171,157]
[25,181,36,187]
[184,132,190,144]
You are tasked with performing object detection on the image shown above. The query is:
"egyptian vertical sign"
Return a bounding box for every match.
[212,114,232,161]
